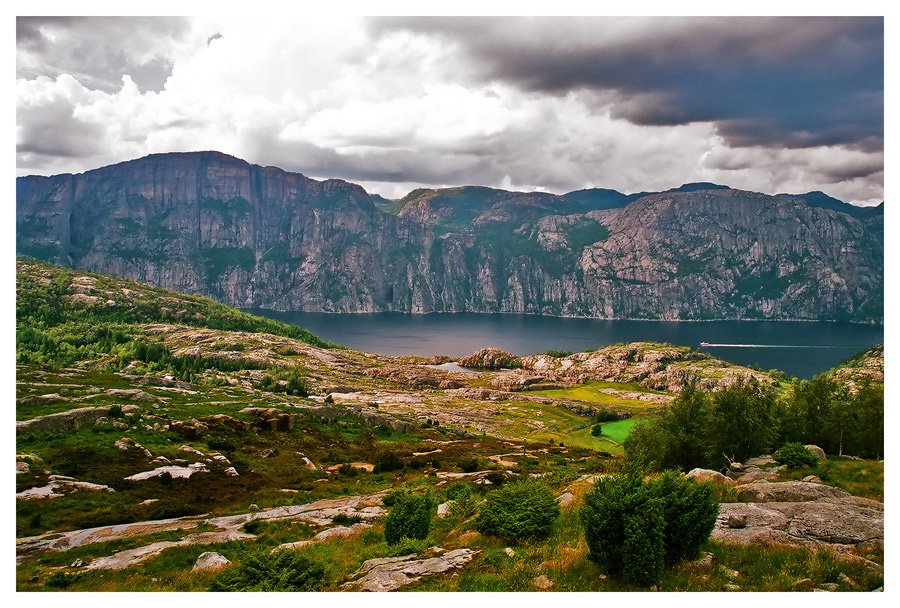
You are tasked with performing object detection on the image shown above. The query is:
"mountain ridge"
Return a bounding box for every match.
[16,151,883,323]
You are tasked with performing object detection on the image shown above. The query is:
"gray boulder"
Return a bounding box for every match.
[191,552,231,572]
[805,445,827,460]
[686,468,734,485]
[735,481,849,503]
[713,496,883,549]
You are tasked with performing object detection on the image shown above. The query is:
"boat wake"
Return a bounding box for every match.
[700,343,844,349]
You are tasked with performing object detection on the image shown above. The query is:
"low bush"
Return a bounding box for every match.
[331,513,362,525]
[383,490,434,545]
[240,519,265,534]
[209,548,327,591]
[475,480,560,541]
[580,469,719,586]
[372,450,403,474]
[458,457,479,473]
[593,410,620,423]
[773,443,818,469]
[591,424,603,436]
[44,571,85,589]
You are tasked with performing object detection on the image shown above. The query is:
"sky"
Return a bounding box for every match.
[15,12,886,206]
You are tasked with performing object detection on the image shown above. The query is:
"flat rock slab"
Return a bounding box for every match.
[713,497,884,550]
[735,481,850,503]
[342,548,478,592]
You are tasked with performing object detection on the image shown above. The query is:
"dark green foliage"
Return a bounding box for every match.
[240,519,265,534]
[44,571,86,589]
[780,374,883,459]
[107,404,124,418]
[331,513,362,525]
[159,471,173,486]
[383,490,434,545]
[474,480,560,541]
[372,450,403,474]
[254,368,309,397]
[591,424,603,437]
[458,457,479,473]
[485,470,507,485]
[593,409,620,423]
[773,443,818,469]
[580,470,719,586]
[625,380,777,471]
[209,548,327,591]
[337,463,359,477]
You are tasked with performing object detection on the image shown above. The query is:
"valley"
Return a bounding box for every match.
[14,259,884,592]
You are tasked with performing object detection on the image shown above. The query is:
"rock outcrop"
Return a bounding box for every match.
[16,152,883,322]
[16,405,142,436]
[342,547,478,592]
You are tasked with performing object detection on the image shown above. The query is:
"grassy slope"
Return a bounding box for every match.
[15,258,884,592]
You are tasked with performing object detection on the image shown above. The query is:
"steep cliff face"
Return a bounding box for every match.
[16,152,883,322]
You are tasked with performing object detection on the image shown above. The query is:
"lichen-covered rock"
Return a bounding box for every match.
[686,468,734,485]
[805,445,827,460]
[713,496,883,549]
[191,552,231,572]
[16,405,142,436]
[735,481,849,503]
[458,348,520,370]
[342,548,478,592]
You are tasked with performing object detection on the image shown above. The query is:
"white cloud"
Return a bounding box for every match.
[15,16,884,206]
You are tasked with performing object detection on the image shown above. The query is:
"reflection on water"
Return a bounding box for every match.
[242,310,883,379]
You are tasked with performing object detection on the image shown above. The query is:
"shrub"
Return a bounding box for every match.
[486,470,507,485]
[580,470,719,586]
[383,490,434,545]
[591,424,604,437]
[372,450,403,474]
[331,513,362,525]
[475,480,560,541]
[593,410,620,423]
[108,404,124,418]
[209,548,326,591]
[337,463,359,477]
[773,442,818,469]
[458,457,479,473]
[240,518,265,534]
[44,571,85,589]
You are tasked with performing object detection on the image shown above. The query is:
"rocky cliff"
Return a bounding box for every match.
[16,151,883,322]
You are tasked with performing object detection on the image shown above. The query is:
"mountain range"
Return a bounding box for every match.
[16,151,884,322]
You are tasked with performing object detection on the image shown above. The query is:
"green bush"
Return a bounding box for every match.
[372,450,403,474]
[240,518,265,534]
[383,490,434,545]
[773,442,818,468]
[44,571,85,589]
[580,470,719,586]
[593,410,620,423]
[108,404,124,418]
[591,424,604,436]
[458,457,479,473]
[209,548,326,591]
[474,480,560,541]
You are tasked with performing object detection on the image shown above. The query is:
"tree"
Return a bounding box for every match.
[475,480,560,540]
[703,378,778,468]
[580,469,718,586]
[624,382,709,471]
[383,490,434,545]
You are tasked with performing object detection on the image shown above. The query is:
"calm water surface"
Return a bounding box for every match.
[244,310,883,379]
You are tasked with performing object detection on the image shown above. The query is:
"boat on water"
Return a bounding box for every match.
[700,342,711,347]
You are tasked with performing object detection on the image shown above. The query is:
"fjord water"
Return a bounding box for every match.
[244,311,882,379]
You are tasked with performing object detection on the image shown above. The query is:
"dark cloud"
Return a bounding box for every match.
[16,92,106,160]
[16,16,194,92]
[368,17,883,152]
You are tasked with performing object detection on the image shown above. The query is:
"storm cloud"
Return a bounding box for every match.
[15,15,884,206]
[368,17,883,151]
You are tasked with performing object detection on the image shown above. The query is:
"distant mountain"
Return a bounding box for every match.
[776,190,883,218]
[16,152,883,322]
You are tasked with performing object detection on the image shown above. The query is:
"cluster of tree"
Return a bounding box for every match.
[625,375,883,472]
